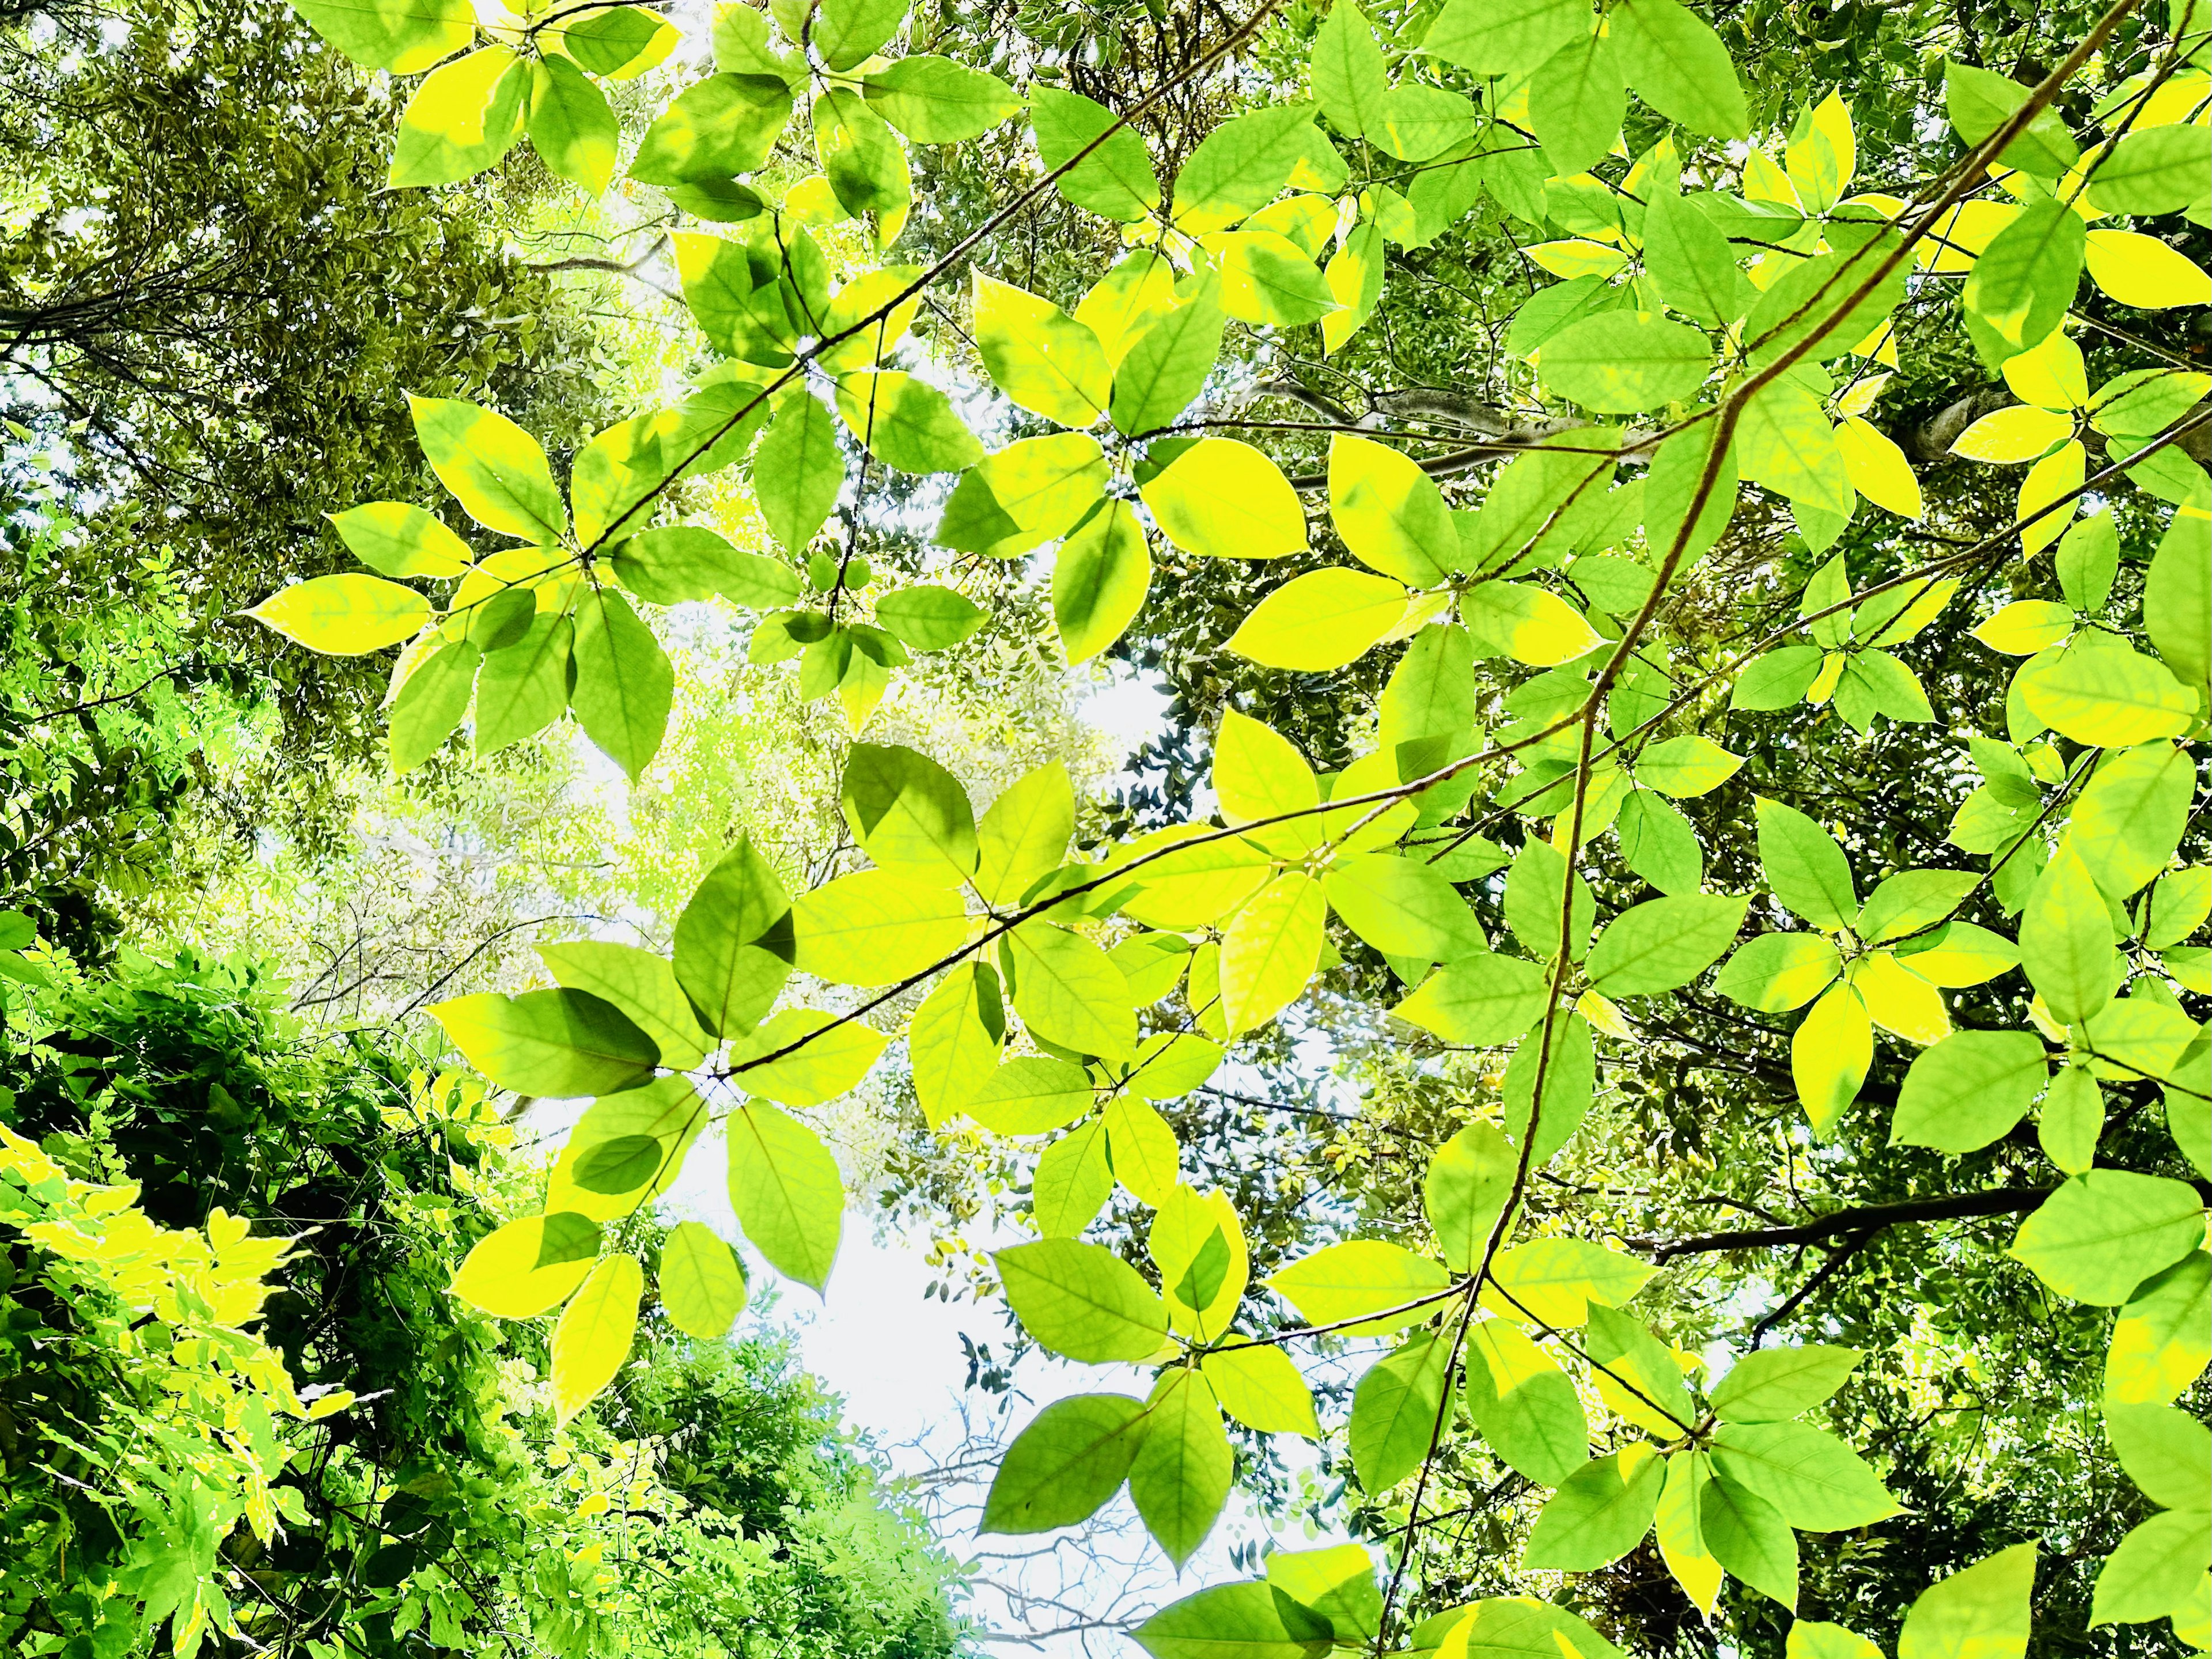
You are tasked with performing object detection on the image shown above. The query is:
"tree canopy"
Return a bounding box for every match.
[1,0,2208,1654]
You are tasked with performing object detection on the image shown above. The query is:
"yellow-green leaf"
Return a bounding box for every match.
[550,1253,642,1425]
[248,575,431,656]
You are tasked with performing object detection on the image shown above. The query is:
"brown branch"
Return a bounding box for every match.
[1638,1186,2058,1263]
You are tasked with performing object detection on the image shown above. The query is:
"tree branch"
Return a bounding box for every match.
[1639,1186,2058,1263]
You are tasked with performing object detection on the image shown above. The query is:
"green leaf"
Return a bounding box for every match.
[1854,869,1980,944]
[874,584,984,650]
[1421,0,1589,73]
[1035,1117,1114,1236]
[1031,86,1160,221]
[1206,230,1339,327]
[2107,1253,2212,1407]
[1609,0,1747,135]
[973,271,1111,427]
[389,46,527,187]
[1585,1302,1698,1434]
[2073,743,2194,900]
[1644,182,1743,327]
[1615,789,1705,896]
[1635,734,1742,798]
[840,743,978,885]
[1265,1545,1381,1641]
[1132,1584,1332,1659]
[1899,1544,2036,1659]
[1325,853,1487,963]
[1423,1121,1516,1272]
[2146,512,2211,690]
[675,229,797,365]
[1465,1319,1590,1484]
[789,869,966,986]
[1394,953,1548,1045]
[550,1253,641,1425]
[1944,62,2080,178]
[725,1101,844,1291]
[1711,1346,1861,1424]
[2020,842,2117,1026]
[1702,1471,1800,1609]
[567,5,676,75]
[672,836,793,1037]
[1206,1344,1323,1437]
[431,987,658,1096]
[1792,982,1872,1135]
[2012,1170,2206,1305]
[389,641,479,772]
[1540,310,1713,412]
[630,73,793,184]
[614,527,800,609]
[835,371,983,474]
[1222,872,1325,1033]
[997,1237,1169,1362]
[660,1220,748,1339]
[1524,1448,1666,1570]
[1485,1235,1655,1325]
[1657,1451,1725,1615]
[1645,412,1740,567]
[1964,199,2084,366]
[570,588,672,782]
[973,763,1074,911]
[408,394,565,544]
[1889,1029,2048,1153]
[1328,434,1457,585]
[541,1079,703,1221]
[1142,438,1308,560]
[1173,103,1315,233]
[1009,922,1136,1059]
[967,1056,1092,1135]
[811,0,907,70]
[2019,643,2196,748]
[1529,33,1625,177]
[1131,1369,1234,1567]
[291,0,472,71]
[1505,837,1595,959]
[449,1214,599,1317]
[1744,241,1907,369]
[983,1394,1149,1533]
[2092,1510,2212,1626]
[475,613,571,753]
[907,961,1003,1131]
[1350,1328,1454,1491]
[946,433,1111,557]
[753,391,845,554]
[862,55,1022,143]
[1054,499,1153,665]
[728,1008,887,1105]
[1265,1238,1452,1336]
[1105,1090,1186,1196]
[1711,1422,1899,1529]
[1737,379,1851,513]
[539,941,711,1072]
[1369,83,1478,162]
[1466,581,1604,668]
[528,56,618,195]
[329,501,473,578]
[1585,894,1747,995]
[1310,1,1388,138]
[2107,1403,2212,1511]
[2089,124,2212,216]
[1753,797,1856,930]
[1109,286,1226,434]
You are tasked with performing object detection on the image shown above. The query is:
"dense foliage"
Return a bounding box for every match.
[2,0,2208,1654]
[0,942,964,1658]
